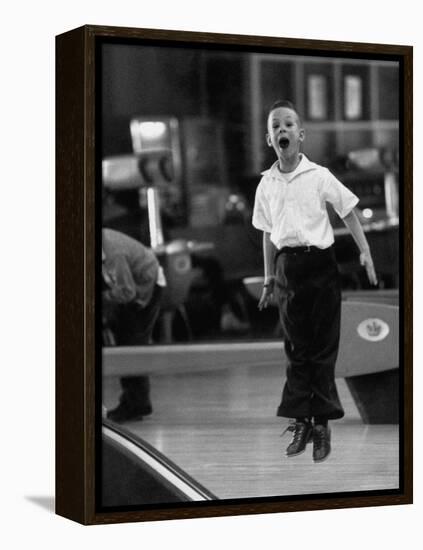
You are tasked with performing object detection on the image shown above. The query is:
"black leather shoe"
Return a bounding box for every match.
[313,424,331,462]
[285,421,313,457]
[106,402,152,423]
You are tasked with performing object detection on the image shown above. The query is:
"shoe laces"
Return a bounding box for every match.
[313,426,327,448]
[280,421,308,442]
[280,423,295,438]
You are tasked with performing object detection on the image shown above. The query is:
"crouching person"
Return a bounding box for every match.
[102,228,165,423]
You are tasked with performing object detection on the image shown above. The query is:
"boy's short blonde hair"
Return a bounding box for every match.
[268,100,302,125]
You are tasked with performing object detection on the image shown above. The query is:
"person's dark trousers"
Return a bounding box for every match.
[118,376,152,415]
[111,285,163,413]
[275,247,344,420]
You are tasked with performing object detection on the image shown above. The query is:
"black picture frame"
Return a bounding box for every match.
[56,24,413,525]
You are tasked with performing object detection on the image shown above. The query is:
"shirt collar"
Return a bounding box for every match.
[261,154,318,181]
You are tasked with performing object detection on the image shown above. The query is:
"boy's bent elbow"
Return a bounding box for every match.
[342,208,357,223]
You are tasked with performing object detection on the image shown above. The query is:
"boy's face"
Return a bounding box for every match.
[266,107,305,157]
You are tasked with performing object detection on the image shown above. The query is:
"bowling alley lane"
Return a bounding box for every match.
[102,363,399,500]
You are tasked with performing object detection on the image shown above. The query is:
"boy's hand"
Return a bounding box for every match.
[258,279,275,310]
[360,249,378,286]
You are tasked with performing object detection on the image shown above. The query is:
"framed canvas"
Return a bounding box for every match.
[56,24,412,525]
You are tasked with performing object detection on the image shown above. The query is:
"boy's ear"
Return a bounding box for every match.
[266,134,272,147]
[299,128,305,142]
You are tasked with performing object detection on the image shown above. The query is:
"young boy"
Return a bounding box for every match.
[252,100,377,462]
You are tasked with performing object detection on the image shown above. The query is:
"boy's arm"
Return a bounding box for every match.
[342,209,378,286]
[258,231,276,310]
[263,231,276,283]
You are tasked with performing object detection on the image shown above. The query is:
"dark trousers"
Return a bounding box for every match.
[107,285,163,411]
[275,247,344,420]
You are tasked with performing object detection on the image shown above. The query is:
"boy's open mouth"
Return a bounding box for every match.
[278,137,290,149]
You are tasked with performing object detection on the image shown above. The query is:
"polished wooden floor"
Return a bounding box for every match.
[103,364,399,499]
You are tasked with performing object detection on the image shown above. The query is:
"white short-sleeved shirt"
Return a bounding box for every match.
[252,154,359,250]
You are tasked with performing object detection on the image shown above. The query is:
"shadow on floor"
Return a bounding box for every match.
[25,496,55,513]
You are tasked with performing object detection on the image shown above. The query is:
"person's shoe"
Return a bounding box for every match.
[284,421,313,457]
[313,424,331,462]
[106,402,152,423]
